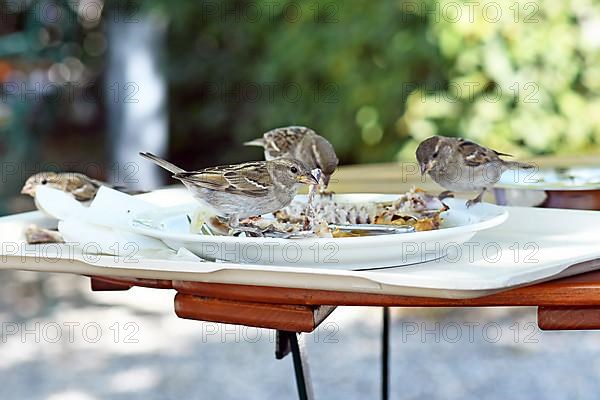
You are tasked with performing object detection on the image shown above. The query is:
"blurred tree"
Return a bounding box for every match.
[3,0,600,213]
[398,0,600,159]
[147,0,600,166]
[150,0,441,166]
[0,0,109,213]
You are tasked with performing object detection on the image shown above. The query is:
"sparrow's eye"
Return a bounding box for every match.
[41,179,48,185]
[432,151,439,158]
[290,166,299,174]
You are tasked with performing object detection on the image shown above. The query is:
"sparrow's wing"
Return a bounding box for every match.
[73,174,147,196]
[223,164,273,196]
[264,127,310,158]
[175,162,271,197]
[66,174,102,201]
[457,139,510,167]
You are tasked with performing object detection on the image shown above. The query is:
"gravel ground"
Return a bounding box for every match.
[1,270,600,400]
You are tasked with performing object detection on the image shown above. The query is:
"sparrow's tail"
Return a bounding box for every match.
[504,160,534,170]
[139,152,185,174]
[244,138,266,147]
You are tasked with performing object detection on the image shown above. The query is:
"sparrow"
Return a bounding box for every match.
[416,136,533,207]
[244,126,339,187]
[139,152,318,225]
[22,172,106,201]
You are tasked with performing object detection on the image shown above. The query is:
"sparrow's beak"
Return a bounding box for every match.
[244,138,266,148]
[21,183,35,197]
[420,161,433,176]
[297,173,319,185]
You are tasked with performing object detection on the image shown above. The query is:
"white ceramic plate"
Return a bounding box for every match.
[130,194,508,269]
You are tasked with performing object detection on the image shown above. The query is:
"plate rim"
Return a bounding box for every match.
[129,195,509,245]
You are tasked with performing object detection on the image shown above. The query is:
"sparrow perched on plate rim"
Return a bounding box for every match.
[416,136,533,207]
[139,152,318,225]
[245,126,339,187]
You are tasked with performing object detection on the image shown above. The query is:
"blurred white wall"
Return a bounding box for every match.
[105,13,168,190]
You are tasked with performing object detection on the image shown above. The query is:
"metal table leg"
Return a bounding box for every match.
[275,308,390,400]
[382,307,390,400]
[276,331,315,400]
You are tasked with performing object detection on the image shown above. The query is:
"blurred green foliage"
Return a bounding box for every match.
[398,0,600,160]
[0,0,100,212]
[150,0,600,164]
[156,0,441,164]
[4,0,600,177]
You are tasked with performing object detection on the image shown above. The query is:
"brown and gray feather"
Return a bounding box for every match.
[140,152,316,219]
[245,126,339,185]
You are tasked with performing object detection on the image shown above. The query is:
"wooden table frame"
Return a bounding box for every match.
[88,270,600,400]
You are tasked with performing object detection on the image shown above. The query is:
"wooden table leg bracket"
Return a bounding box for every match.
[174,293,335,333]
[538,306,600,331]
[172,288,330,400]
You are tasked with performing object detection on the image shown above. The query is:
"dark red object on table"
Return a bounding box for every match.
[541,190,600,210]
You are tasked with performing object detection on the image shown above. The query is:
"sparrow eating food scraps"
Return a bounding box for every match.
[245,126,339,187]
[139,152,318,229]
[416,136,533,207]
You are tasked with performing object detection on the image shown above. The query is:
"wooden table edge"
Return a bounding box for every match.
[90,270,600,307]
[90,270,600,331]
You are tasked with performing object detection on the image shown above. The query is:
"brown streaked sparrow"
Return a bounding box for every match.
[22,172,106,201]
[244,126,339,187]
[416,136,533,207]
[139,152,318,225]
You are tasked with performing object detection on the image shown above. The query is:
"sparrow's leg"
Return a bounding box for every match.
[438,190,454,200]
[466,189,487,208]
